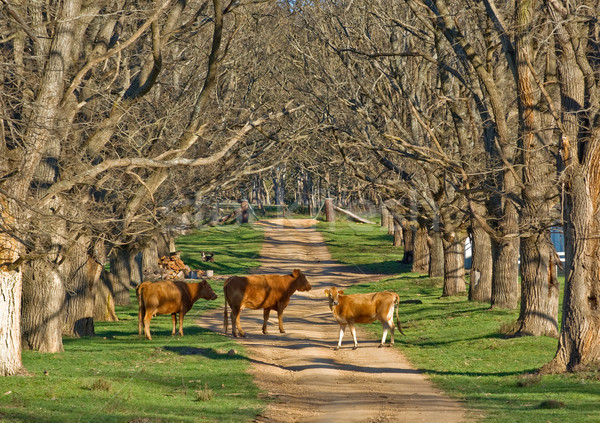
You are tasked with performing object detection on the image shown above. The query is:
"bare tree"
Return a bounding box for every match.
[0,0,301,374]
[542,0,600,372]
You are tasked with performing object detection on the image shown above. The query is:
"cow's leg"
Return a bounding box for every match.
[171,313,177,336]
[143,311,153,340]
[230,308,239,337]
[178,312,185,336]
[234,307,245,337]
[276,308,285,333]
[380,324,389,348]
[262,309,270,334]
[335,324,346,350]
[138,304,144,336]
[350,324,358,350]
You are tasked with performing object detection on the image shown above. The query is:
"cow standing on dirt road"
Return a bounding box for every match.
[223,269,312,337]
[325,287,404,350]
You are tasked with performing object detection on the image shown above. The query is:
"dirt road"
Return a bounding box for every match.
[198,218,468,422]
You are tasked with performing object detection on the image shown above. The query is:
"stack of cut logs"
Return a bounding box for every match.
[149,252,192,280]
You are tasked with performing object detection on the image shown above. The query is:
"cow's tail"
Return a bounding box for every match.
[394,294,405,335]
[136,282,146,337]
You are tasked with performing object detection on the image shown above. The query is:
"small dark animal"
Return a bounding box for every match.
[202,251,215,262]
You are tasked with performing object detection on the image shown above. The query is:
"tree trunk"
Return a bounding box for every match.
[156,232,174,258]
[95,271,118,321]
[0,269,24,375]
[428,229,444,278]
[0,198,25,375]
[129,251,142,287]
[469,222,492,303]
[393,218,404,248]
[21,259,65,353]
[401,221,415,264]
[490,234,520,309]
[94,271,119,322]
[63,250,100,337]
[442,231,467,296]
[325,198,335,222]
[543,2,600,369]
[141,238,159,279]
[412,225,430,274]
[109,247,133,306]
[516,233,559,336]
[544,166,600,372]
[381,204,391,228]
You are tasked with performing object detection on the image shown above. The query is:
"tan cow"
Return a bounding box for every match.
[223,269,312,337]
[137,279,218,340]
[324,287,404,350]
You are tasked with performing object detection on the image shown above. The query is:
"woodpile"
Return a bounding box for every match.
[142,251,215,281]
[158,253,191,279]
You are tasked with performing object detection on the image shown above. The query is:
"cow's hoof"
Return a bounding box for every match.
[378,344,383,348]
[352,346,358,350]
[279,330,286,334]
[334,346,340,351]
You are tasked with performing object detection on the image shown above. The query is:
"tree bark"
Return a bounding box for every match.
[141,238,159,279]
[517,233,559,336]
[393,218,404,248]
[0,270,23,375]
[0,197,24,374]
[469,221,492,303]
[543,0,600,370]
[428,228,444,278]
[513,0,559,336]
[63,250,100,337]
[490,232,520,309]
[412,225,430,274]
[21,260,65,353]
[109,247,134,306]
[401,220,415,264]
[442,231,467,296]
[94,270,119,322]
[325,198,335,222]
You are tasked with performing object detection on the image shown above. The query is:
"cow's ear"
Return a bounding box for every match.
[324,289,330,296]
[293,269,300,277]
[339,290,344,295]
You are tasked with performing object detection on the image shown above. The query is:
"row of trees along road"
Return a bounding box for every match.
[270,0,599,373]
[1,0,599,376]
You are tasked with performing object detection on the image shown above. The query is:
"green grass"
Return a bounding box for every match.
[0,223,265,423]
[176,224,264,277]
[317,221,600,423]
[0,293,261,423]
[317,220,410,274]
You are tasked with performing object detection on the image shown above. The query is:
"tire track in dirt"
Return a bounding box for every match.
[198,218,468,422]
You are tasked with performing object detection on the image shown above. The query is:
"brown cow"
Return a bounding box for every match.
[223,269,312,337]
[137,279,218,340]
[324,287,404,350]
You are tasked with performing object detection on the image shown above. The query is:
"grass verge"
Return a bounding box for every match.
[317,221,600,423]
[0,223,264,423]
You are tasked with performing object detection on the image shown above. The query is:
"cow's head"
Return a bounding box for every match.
[198,280,218,300]
[292,269,312,292]
[325,287,343,309]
